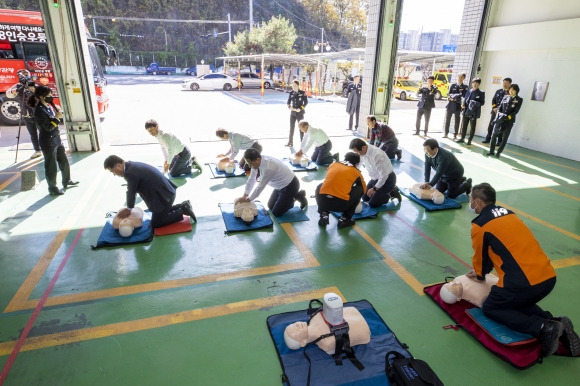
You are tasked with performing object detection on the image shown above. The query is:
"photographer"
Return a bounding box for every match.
[6,70,42,158]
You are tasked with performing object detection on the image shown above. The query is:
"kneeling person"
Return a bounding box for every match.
[422,138,472,198]
[236,149,307,217]
[315,152,366,229]
[145,119,198,177]
[295,121,336,165]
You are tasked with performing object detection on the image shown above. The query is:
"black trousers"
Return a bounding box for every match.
[435,175,468,199]
[362,172,397,208]
[24,117,40,152]
[485,110,497,142]
[312,140,333,165]
[348,104,360,130]
[482,277,555,337]
[444,109,461,137]
[315,183,364,220]
[150,195,184,228]
[460,115,477,142]
[268,176,300,217]
[415,107,432,134]
[41,144,70,192]
[239,142,262,169]
[288,110,304,145]
[379,137,399,160]
[168,147,192,177]
[489,122,513,155]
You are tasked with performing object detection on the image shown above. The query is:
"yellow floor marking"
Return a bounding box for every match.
[0,160,41,191]
[552,256,580,269]
[280,223,321,267]
[354,225,425,296]
[497,201,580,242]
[492,147,580,173]
[0,287,343,356]
[4,171,107,313]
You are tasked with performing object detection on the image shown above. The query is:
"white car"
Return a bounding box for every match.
[237,73,272,89]
[182,73,238,91]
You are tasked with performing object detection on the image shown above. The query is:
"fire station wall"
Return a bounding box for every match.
[478,0,580,161]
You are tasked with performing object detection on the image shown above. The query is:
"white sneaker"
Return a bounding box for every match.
[30,151,42,159]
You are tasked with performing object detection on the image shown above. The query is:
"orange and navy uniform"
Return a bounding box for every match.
[319,162,366,201]
[471,204,555,288]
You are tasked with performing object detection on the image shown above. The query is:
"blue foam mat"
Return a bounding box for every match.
[208,163,246,178]
[466,308,536,345]
[400,188,462,211]
[282,158,318,172]
[274,206,309,223]
[267,299,413,385]
[92,211,154,249]
[219,202,273,234]
[331,204,378,220]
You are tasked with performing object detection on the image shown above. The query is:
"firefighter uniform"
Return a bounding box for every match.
[287,88,308,146]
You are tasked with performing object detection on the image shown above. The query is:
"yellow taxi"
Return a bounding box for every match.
[393,78,421,101]
[432,70,452,100]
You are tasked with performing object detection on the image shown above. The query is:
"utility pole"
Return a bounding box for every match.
[249,0,253,31]
[228,13,231,42]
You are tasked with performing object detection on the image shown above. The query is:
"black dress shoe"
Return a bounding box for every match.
[49,189,65,196]
[455,139,465,143]
[486,152,495,156]
[482,140,490,144]
[180,200,197,222]
[390,186,402,204]
[337,217,355,229]
[64,180,79,187]
[284,143,293,147]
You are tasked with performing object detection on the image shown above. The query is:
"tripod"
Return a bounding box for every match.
[13,85,26,164]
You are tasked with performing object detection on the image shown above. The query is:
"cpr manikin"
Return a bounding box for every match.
[439,273,499,307]
[290,154,310,168]
[283,293,370,355]
[410,183,445,205]
[112,207,144,237]
[233,200,259,223]
[217,157,236,174]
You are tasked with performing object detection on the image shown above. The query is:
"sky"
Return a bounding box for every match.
[400,0,465,33]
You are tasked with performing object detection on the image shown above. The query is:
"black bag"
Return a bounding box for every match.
[386,351,444,386]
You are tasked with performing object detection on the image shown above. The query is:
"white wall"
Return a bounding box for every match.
[478,0,580,161]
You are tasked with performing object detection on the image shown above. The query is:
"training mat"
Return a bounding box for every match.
[267,299,413,385]
[274,207,309,223]
[424,282,574,369]
[400,188,462,211]
[154,216,193,236]
[207,163,246,178]
[465,308,536,346]
[92,211,154,249]
[330,204,378,220]
[219,202,273,234]
[449,193,470,203]
[282,158,318,172]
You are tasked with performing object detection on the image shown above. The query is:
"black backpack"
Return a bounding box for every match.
[386,351,444,385]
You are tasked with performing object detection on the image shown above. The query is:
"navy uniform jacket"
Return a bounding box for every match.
[424,147,464,186]
[498,94,523,123]
[34,103,61,148]
[491,88,507,109]
[462,89,485,119]
[416,85,437,109]
[287,89,308,110]
[346,82,362,114]
[445,82,468,113]
[123,161,177,213]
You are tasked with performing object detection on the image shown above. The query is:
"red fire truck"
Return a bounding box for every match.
[0,9,115,125]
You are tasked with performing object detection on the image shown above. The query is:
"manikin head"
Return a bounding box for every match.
[284,321,309,349]
[240,207,255,223]
[431,190,444,205]
[439,281,464,304]
[355,201,363,214]
[118,218,135,237]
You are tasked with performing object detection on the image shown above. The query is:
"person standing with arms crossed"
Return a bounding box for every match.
[414,75,438,136]
[346,75,362,131]
[482,77,511,144]
[443,73,468,139]
[456,78,485,145]
[286,80,308,147]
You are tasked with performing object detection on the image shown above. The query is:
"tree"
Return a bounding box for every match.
[223,16,297,56]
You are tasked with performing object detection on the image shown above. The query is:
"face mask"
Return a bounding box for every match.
[469,201,478,214]
[45,96,53,103]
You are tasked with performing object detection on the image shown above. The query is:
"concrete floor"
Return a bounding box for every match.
[0,79,579,385]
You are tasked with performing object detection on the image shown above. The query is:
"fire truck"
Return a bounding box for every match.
[0,9,115,125]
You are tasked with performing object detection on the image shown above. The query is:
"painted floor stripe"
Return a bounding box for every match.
[0,287,342,356]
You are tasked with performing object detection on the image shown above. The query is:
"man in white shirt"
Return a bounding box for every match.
[215,128,262,170]
[145,119,201,177]
[235,149,308,216]
[294,121,338,165]
[349,138,401,208]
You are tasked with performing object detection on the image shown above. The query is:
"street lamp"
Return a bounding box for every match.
[313,28,330,96]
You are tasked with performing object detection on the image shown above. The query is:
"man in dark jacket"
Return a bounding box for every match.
[487,84,523,158]
[457,78,485,145]
[482,77,511,144]
[104,155,196,228]
[346,75,362,131]
[421,139,472,198]
[414,76,438,136]
[443,73,468,139]
[367,115,402,160]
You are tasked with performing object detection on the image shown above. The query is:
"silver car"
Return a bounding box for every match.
[182,73,238,91]
[237,73,272,89]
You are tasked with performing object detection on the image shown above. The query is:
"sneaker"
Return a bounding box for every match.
[318,212,329,227]
[332,153,340,163]
[539,320,563,357]
[180,200,197,222]
[558,316,580,356]
[390,186,402,204]
[296,190,308,209]
[30,151,42,159]
[482,140,490,144]
[395,149,402,160]
[464,178,473,196]
[337,217,355,229]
